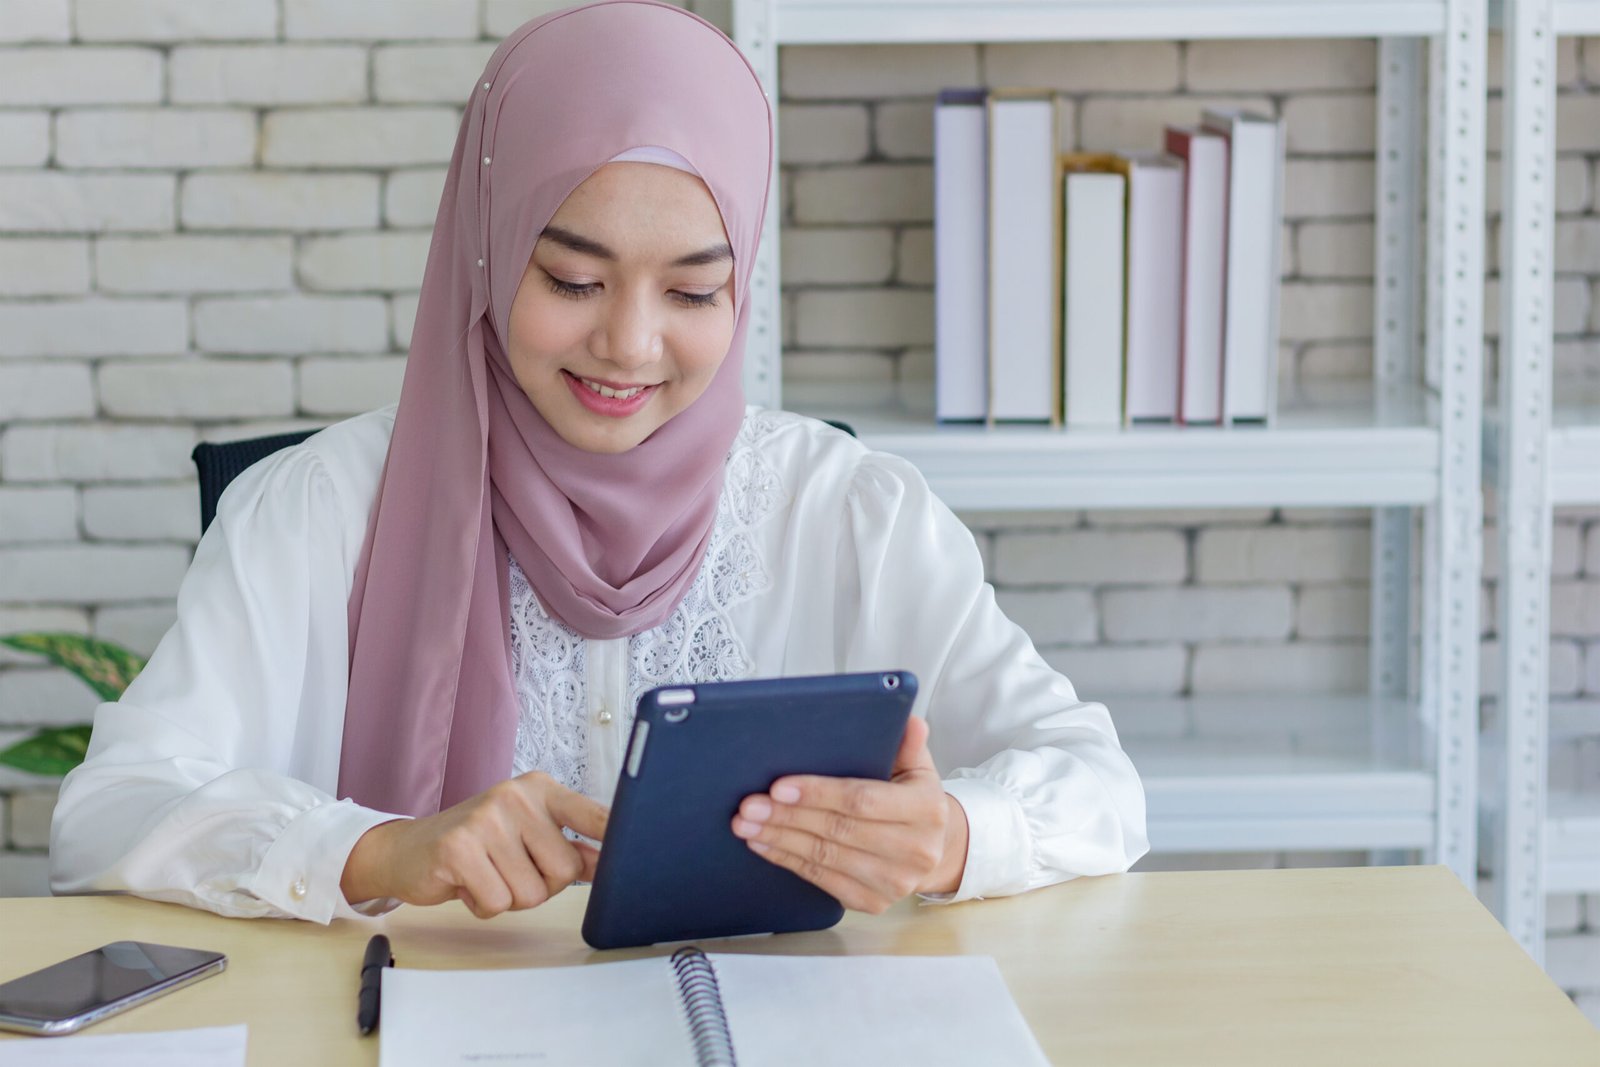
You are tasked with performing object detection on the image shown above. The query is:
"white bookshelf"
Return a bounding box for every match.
[1486,0,1600,964]
[734,0,1487,885]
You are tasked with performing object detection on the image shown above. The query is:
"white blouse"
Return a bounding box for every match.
[49,406,1148,923]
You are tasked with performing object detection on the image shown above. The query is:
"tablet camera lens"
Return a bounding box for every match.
[882,674,900,690]
[664,707,690,723]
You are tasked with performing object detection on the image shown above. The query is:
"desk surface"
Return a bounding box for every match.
[1,866,1595,1065]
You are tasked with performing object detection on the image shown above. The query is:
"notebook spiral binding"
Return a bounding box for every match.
[670,947,738,1067]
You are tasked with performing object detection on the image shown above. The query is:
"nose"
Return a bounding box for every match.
[593,286,663,372]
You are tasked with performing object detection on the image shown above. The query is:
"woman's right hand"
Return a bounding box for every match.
[339,771,609,919]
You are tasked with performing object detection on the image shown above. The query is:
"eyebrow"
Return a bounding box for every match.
[539,225,733,268]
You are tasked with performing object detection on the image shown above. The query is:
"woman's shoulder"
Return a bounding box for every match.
[737,406,932,510]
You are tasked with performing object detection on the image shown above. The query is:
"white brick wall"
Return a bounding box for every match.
[0,3,1597,1013]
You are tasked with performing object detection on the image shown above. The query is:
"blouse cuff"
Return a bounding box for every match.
[249,799,409,924]
[919,776,1033,905]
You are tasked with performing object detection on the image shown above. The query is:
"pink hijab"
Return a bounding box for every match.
[338,1,773,817]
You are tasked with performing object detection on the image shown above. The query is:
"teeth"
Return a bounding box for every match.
[580,377,644,400]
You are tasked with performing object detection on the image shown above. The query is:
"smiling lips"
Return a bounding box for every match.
[563,370,658,417]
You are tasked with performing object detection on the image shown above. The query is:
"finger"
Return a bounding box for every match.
[519,819,588,898]
[484,836,551,911]
[765,773,926,824]
[734,795,938,866]
[890,715,938,782]
[576,841,601,883]
[747,840,895,915]
[452,847,513,919]
[544,785,611,842]
[742,821,922,902]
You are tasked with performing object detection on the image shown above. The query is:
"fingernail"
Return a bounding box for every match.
[732,817,761,838]
[771,783,800,804]
[749,841,770,854]
[743,797,772,822]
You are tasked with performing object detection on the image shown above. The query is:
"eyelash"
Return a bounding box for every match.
[544,275,720,309]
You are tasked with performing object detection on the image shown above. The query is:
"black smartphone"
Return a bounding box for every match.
[0,941,227,1036]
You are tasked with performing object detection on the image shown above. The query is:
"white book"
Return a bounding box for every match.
[1062,168,1126,428]
[1163,125,1228,425]
[1120,153,1185,424]
[934,89,988,422]
[1202,108,1285,426]
[987,92,1058,423]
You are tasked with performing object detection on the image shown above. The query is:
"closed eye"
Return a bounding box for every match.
[545,274,720,309]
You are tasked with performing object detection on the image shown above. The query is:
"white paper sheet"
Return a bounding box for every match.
[0,1024,246,1067]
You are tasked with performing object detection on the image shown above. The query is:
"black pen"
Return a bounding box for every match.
[357,933,393,1036]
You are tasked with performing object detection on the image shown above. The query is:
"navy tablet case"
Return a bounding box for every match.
[581,671,918,950]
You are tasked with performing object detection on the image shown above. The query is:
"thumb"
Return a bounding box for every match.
[891,714,938,783]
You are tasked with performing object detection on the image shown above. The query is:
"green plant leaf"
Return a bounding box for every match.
[0,632,146,702]
[0,725,93,777]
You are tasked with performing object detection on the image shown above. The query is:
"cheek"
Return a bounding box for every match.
[507,291,590,372]
[672,307,737,382]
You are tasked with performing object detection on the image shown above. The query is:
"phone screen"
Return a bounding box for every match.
[0,942,225,1029]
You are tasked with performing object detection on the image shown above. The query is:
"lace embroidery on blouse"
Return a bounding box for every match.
[508,411,787,792]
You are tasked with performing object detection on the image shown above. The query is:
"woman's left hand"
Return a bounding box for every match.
[732,715,969,913]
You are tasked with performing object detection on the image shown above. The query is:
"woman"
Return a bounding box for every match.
[49,0,1147,923]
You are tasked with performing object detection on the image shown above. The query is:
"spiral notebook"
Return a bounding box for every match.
[378,947,1048,1066]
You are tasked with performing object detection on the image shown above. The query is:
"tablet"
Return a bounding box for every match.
[581,670,918,950]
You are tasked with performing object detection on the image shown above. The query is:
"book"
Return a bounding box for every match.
[1201,108,1285,426]
[934,89,989,423]
[1058,153,1127,428]
[1117,152,1185,425]
[986,90,1060,423]
[378,947,1049,1067]
[1162,125,1228,425]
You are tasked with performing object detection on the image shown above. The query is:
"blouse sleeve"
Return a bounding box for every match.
[835,451,1149,903]
[48,446,406,923]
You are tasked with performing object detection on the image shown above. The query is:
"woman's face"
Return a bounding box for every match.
[506,162,737,454]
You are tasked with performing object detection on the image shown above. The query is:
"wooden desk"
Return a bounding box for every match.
[1,866,1595,1065]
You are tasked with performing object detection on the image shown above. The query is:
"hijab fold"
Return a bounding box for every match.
[337,1,773,817]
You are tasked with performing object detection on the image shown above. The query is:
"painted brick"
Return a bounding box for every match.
[298,232,433,291]
[0,47,162,105]
[56,108,257,169]
[171,46,369,105]
[1297,585,1370,640]
[1281,94,1375,154]
[1547,892,1584,935]
[1104,586,1292,642]
[1086,509,1273,528]
[777,104,870,165]
[791,165,933,225]
[993,588,1097,646]
[298,356,407,416]
[0,300,187,358]
[994,529,1187,586]
[0,240,91,297]
[1552,580,1600,636]
[1039,645,1187,697]
[0,608,89,666]
[1482,278,1590,338]
[0,0,69,42]
[384,168,449,227]
[262,108,460,168]
[1192,641,1368,693]
[1297,222,1373,280]
[0,425,196,483]
[1587,642,1600,696]
[1589,39,1600,85]
[97,235,294,295]
[0,853,50,896]
[0,670,98,727]
[0,112,49,166]
[1478,638,1585,699]
[82,485,201,542]
[0,174,175,233]
[1079,96,1273,156]
[482,0,583,37]
[99,360,295,419]
[283,0,479,41]
[983,41,1180,93]
[182,173,381,231]
[896,227,933,286]
[0,364,94,422]
[1197,526,1371,583]
[373,43,497,103]
[195,296,389,355]
[780,227,894,286]
[793,289,933,348]
[0,488,77,544]
[1553,522,1583,579]
[0,546,190,604]
[1555,339,1600,380]
[1185,39,1375,92]
[7,788,57,850]
[780,44,979,100]
[95,603,178,658]
[1555,96,1600,153]
[1282,160,1374,219]
[782,351,897,385]
[1587,523,1600,577]
[392,293,421,350]
[1278,282,1373,343]
[1544,932,1600,993]
[1297,342,1372,379]
[1486,33,1582,92]
[875,101,934,161]
[1485,154,1589,217]
[74,0,275,41]
[1556,218,1600,274]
